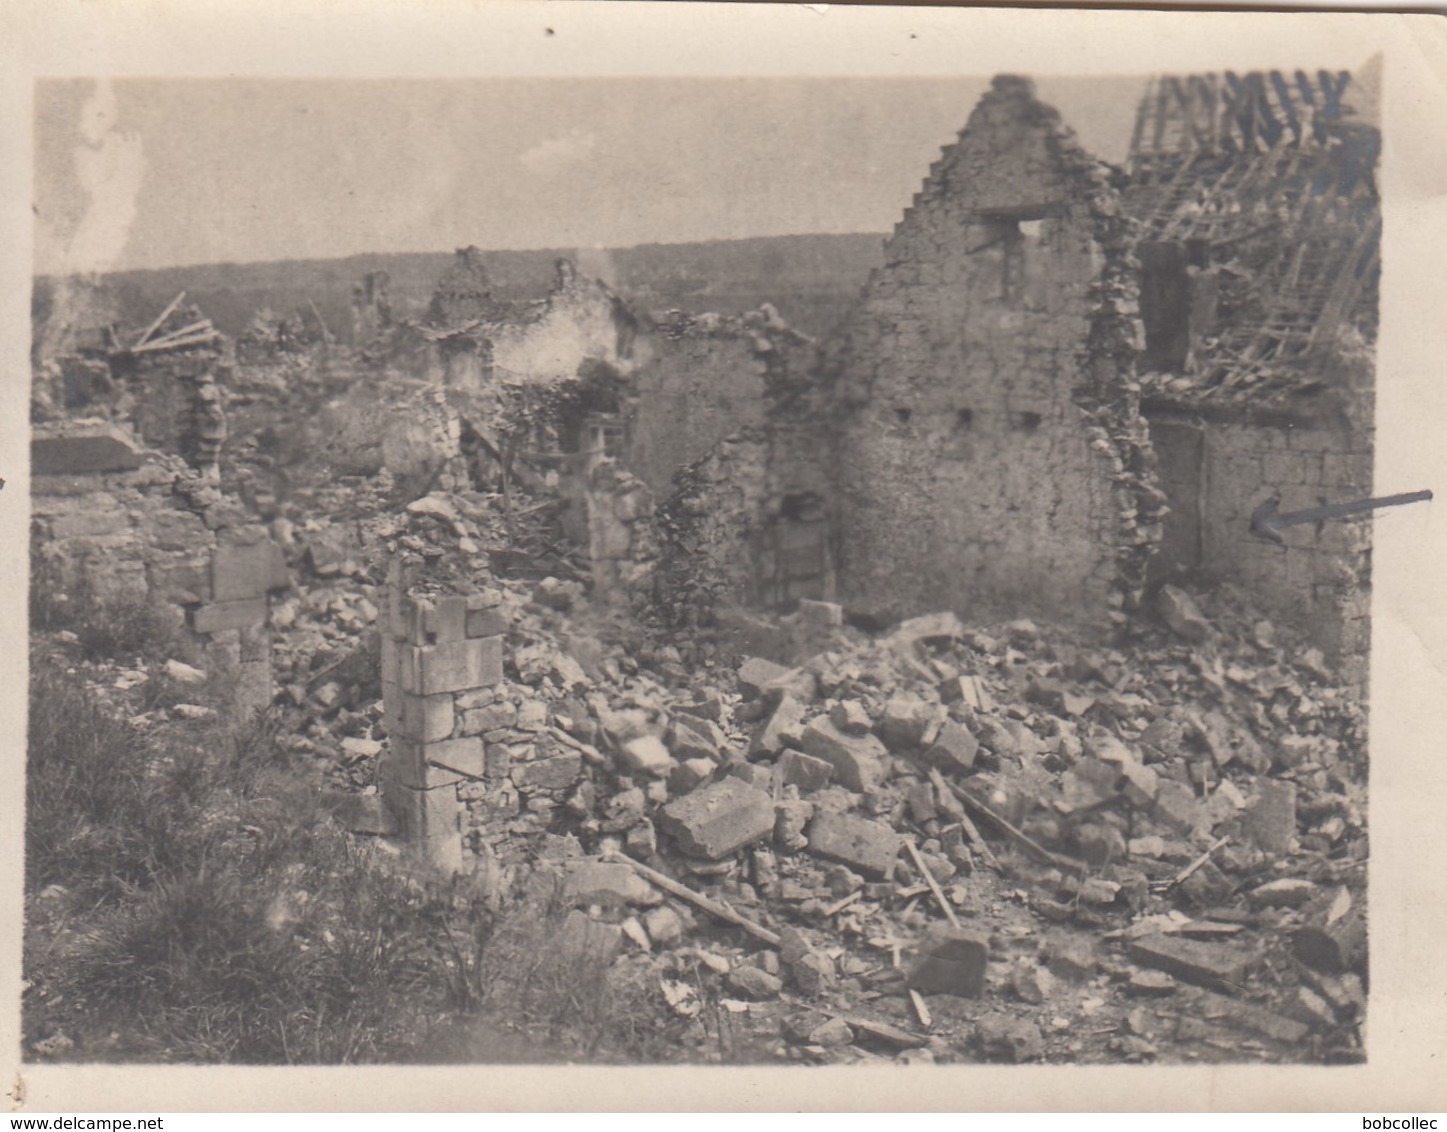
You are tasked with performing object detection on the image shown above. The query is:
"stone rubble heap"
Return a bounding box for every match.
[323,557,1368,1063]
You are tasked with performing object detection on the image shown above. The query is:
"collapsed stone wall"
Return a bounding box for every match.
[559,460,657,605]
[627,306,813,497]
[311,378,473,498]
[487,260,647,387]
[31,422,288,712]
[822,76,1160,632]
[654,433,774,627]
[396,255,649,395]
[653,405,841,630]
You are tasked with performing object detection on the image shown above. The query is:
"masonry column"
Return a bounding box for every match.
[379,560,509,873]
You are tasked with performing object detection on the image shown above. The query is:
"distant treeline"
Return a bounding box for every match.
[45,233,887,344]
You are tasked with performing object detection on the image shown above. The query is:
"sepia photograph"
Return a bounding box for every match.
[6,0,1447,1113]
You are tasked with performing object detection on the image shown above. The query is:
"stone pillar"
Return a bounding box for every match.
[379,563,510,873]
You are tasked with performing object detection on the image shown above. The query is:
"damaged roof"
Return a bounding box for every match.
[1123,62,1380,414]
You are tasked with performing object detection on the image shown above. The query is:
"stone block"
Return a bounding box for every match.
[668,757,716,795]
[485,744,514,779]
[1127,932,1258,990]
[907,926,989,997]
[378,741,429,790]
[921,720,978,772]
[416,595,470,643]
[749,694,804,758]
[1115,759,1159,807]
[671,714,724,761]
[1292,887,1366,974]
[212,537,289,601]
[148,508,209,551]
[829,700,872,736]
[147,557,212,604]
[778,749,834,793]
[399,636,503,695]
[1244,779,1297,853]
[793,598,842,630]
[800,718,887,792]
[1151,780,1210,838]
[458,702,516,736]
[737,656,817,703]
[51,510,130,539]
[939,675,992,712]
[512,752,583,791]
[737,656,791,700]
[32,422,145,474]
[657,778,775,859]
[562,859,662,907]
[424,736,485,778]
[727,965,783,999]
[1047,935,1098,982]
[806,812,901,879]
[723,761,773,789]
[190,597,268,634]
[465,606,510,639]
[619,735,674,777]
[974,1014,1044,1062]
[879,696,938,749]
[383,779,461,844]
[395,692,457,743]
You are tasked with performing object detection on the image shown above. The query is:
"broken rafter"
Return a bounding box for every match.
[132,290,187,349]
[939,776,1088,878]
[147,318,214,346]
[307,298,334,345]
[130,330,221,355]
[606,853,781,947]
[925,765,1000,870]
[1167,835,1231,889]
[904,840,960,929]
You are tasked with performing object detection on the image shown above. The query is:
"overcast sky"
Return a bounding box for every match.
[34,76,1148,275]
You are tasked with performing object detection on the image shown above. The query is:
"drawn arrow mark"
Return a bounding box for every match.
[1249,490,1434,544]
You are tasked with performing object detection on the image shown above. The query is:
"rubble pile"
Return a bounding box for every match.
[446,583,1369,1065]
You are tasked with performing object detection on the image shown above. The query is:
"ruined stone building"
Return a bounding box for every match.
[32,289,231,482]
[1126,67,1379,667]
[30,292,288,716]
[818,75,1160,632]
[659,67,1378,670]
[403,248,646,398]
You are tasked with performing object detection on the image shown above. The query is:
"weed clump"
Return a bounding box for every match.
[24,650,474,1062]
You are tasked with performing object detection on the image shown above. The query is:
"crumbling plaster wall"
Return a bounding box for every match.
[486,261,647,387]
[825,76,1159,630]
